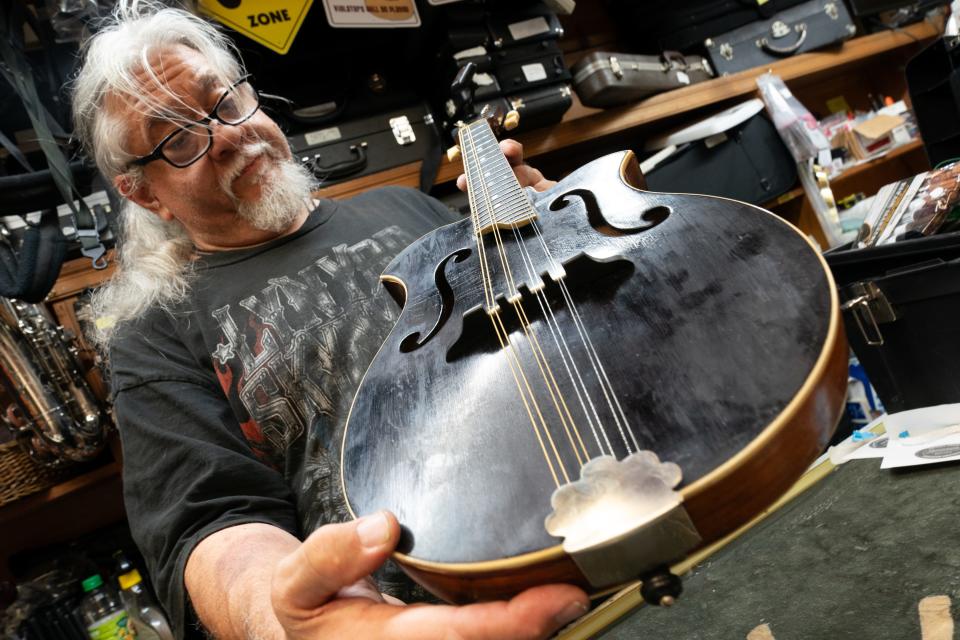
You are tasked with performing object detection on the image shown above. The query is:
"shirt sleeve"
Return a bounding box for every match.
[110,312,299,639]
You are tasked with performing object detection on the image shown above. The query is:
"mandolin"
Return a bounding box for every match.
[340,111,847,605]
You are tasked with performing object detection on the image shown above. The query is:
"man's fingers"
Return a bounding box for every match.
[326,584,589,640]
[500,139,523,166]
[513,164,545,189]
[272,511,399,612]
[456,139,555,193]
[439,584,589,640]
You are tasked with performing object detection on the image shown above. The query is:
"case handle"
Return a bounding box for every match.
[312,143,368,181]
[660,50,687,69]
[759,22,807,56]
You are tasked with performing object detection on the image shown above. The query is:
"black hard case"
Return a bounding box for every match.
[286,104,437,187]
[571,51,714,109]
[476,84,573,134]
[492,40,571,93]
[606,0,811,54]
[486,3,564,49]
[705,0,856,75]
[644,112,797,205]
[825,232,960,412]
[907,36,960,169]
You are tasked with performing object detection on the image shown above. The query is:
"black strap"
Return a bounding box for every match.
[0,1,106,270]
[0,210,67,303]
[0,127,33,173]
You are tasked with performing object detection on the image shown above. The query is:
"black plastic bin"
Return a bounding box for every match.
[825,232,960,413]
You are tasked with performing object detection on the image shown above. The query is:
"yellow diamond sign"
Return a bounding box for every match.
[198,0,313,55]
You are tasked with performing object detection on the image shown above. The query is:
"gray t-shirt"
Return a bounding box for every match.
[109,187,458,638]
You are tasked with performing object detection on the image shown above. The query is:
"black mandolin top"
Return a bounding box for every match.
[341,151,832,565]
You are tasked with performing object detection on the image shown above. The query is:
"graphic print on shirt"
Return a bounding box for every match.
[209,225,414,468]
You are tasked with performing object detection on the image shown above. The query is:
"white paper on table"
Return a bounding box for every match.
[828,403,960,464]
[881,429,960,469]
[878,403,960,437]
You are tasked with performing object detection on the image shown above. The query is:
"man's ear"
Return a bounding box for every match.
[113,173,173,221]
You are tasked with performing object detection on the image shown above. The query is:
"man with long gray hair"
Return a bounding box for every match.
[72,2,586,639]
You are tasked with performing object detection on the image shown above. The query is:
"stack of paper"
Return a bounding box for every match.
[829,403,960,469]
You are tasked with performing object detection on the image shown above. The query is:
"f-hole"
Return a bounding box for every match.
[550,188,671,236]
[399,248,471,353]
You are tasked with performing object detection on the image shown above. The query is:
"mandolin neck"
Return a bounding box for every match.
[458,120,538,235]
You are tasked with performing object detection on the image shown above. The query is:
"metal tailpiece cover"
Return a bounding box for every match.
[545,452,702,588]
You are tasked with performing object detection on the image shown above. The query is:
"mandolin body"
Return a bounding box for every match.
[340,150,847,602]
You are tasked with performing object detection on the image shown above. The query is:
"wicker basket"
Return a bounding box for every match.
[0,441,73,508]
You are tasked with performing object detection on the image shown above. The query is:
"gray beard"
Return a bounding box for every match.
[236,157,317,232]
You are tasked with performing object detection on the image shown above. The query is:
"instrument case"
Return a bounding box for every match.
[476,83,573,135]
[492,39,571,93]
[486,2,564,49]
[606,0,811,54]
[907,36,960,170]
[825,231,960,412]
[449,44,494,74]
[704,0,857,75]
[286,103,439,188]
[571,51,714,109]
[641,100,797,205]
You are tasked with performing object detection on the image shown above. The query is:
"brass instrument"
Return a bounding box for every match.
[0,297,105,467]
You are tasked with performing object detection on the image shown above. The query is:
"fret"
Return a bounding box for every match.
[459,119,537,235]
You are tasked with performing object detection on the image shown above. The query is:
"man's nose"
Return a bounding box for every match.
[207,119,244,160]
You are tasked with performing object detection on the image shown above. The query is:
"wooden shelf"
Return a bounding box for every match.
[315,19,941,201]
[765,139,928,209]
[768,139,930,246]
[47,250,117,302]
[1,461,124,582]
[0,461,121,525]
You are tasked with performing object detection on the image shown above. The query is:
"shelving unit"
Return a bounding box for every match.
[317,19,940,223]
[0,251,123,586]
[765,139,930,245]
[0,9,944,592]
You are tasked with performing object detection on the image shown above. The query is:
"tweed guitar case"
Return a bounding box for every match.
[572,51,714,108]
[705,0,856,75]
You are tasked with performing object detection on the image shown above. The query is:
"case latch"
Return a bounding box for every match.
[771,20,791,38]
[389,116,416,145]
[608,55,623,79]
[841,281,897,346]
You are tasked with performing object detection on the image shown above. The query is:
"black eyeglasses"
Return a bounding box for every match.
[130,75,260,169]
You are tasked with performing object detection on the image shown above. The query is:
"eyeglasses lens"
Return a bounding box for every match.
[164,81,259,167]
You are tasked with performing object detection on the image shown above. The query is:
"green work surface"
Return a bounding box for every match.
[596,459,960,639]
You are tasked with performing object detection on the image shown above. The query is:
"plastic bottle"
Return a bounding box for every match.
[115,556,174,640]
[78,574,136,640]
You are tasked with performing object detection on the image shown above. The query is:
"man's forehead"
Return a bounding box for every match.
[103,46,229,150]
[113,47,219,108]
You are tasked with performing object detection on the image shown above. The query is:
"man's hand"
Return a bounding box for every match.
[457,140,557,194]
[272,510,589,640]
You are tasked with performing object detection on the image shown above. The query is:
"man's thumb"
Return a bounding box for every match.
[272,510,400,612]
